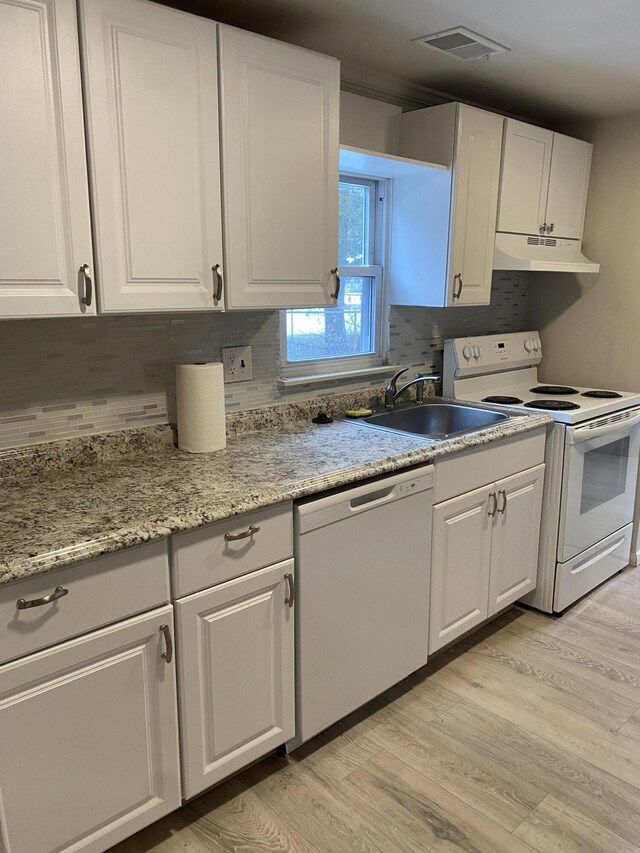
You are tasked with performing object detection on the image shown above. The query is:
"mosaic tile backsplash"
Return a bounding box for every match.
[0,272,528,448]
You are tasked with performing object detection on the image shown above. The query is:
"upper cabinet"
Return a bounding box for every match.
[497,119,592,240]
[218,27,340,309]
[390,103,503,307]
[0,0,95,318]
[79,0,225,313]
[1,0,340,319]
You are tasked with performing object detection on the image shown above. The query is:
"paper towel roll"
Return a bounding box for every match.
[176,362,226,453]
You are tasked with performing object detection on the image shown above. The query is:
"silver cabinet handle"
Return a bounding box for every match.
[224,523,260,542]
[212,263,224,303]
[497,489,507,514]
[548,223,554,233]
[17,585,68,610]
[488,492,498,517]
[80,264,92,306]
[453,273,463,300]
[330,267,340,301]
[160,624,173,663]
[284,572,295,608]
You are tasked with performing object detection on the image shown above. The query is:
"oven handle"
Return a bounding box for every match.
[567,411,640,445]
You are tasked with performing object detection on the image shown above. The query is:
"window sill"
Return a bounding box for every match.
[276,364,402,389]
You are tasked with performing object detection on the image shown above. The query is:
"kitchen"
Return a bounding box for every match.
[0,3,640,853]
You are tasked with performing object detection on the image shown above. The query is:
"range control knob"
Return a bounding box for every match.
[534,338,542,352]
[463,345,473,361]
[524,338,534,353]
[473,345,481,359]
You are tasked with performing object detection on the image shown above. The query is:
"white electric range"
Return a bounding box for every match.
[444,331,640,613]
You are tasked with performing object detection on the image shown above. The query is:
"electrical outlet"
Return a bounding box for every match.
[222,345,253,383]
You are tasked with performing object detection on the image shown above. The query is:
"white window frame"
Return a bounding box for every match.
[279,174,390,380]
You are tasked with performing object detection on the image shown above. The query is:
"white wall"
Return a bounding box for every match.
[339,92,401,151]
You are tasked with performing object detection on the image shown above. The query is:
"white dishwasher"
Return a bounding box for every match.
[289,464,433,749]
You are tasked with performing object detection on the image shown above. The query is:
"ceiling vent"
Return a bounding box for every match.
[414,27,510,61]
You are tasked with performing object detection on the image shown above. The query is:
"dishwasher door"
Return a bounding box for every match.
[290,465,434,749]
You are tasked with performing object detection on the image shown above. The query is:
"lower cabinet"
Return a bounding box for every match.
[430,464,544,653]
[175,559,295,800]
[0,605,181,853]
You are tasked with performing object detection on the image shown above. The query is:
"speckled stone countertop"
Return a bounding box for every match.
[0,391,550,586]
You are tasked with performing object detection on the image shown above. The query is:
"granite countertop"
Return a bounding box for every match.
[0,393,550,586]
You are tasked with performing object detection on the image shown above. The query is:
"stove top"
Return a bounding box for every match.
[444,331,640,425]
[530,385,579,395]
[524,400,581,411]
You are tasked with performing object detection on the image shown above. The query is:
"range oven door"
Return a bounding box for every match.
[559,408,640,562]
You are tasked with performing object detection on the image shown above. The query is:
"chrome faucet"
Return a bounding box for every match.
[384,368,441,408]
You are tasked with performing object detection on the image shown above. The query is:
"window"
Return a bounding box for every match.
[280,175,386,375]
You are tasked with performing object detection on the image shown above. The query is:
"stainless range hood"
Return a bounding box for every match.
[493,233,600,273]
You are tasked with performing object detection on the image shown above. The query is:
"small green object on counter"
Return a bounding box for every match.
[344,408,373,418]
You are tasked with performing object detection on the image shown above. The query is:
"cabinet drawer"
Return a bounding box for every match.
[434,428,546,503]
[171,503,293,597]
[0,540,170,666]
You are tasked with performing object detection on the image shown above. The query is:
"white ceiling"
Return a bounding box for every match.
[174,0,640,124]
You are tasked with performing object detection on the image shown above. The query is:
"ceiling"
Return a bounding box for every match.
[170,0,640,125]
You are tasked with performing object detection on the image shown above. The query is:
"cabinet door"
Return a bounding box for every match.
[497,119,553,236]
[79,0,224,313]
[430,486,493,653]
[488,464,545,616]
[0,606,181,853]
[448,105,503,306]
[546,134,592,240]
[219,26,339,309]
[0,0,94,318]
[176,560,295,799]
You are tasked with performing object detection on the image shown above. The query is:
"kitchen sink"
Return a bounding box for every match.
[359,401,509,440]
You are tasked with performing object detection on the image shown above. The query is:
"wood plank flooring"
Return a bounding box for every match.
[111,567,640,852]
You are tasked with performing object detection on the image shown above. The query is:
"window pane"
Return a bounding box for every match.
[338,182,369,266]
[285,277,375,362]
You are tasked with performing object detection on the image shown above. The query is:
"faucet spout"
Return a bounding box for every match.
[385,372,441,408]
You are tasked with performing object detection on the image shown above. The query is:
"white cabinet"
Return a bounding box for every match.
[3,0,341,317]
[488,466,545,616]
[172,507,294,799]
[391,102,503,307]
[430,484,493,654]
[430,463,544,652]
[218,27,340,309]
[498,118,592,240]
[79,0,225,313]
[0,0,95,318]
[545,133,593,240]
[176,560,295,799]
[0,606,181,853]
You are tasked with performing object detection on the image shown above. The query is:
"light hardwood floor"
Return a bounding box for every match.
[111,567,640,852]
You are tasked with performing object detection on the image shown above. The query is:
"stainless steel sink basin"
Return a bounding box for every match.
[359,401,508,439]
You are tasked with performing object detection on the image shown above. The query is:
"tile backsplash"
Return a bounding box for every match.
[0,272,528,449]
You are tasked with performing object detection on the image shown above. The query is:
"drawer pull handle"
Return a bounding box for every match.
[330,268,341,301]
[487,492,498,517]
[284,573,295,608]
[497,489,507,514]
[453,273,463,300]
[212,263,224,303]
[80,264,92,306]
[160,624,173,663]
[224,523,260,542]
[17,586,68,610]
